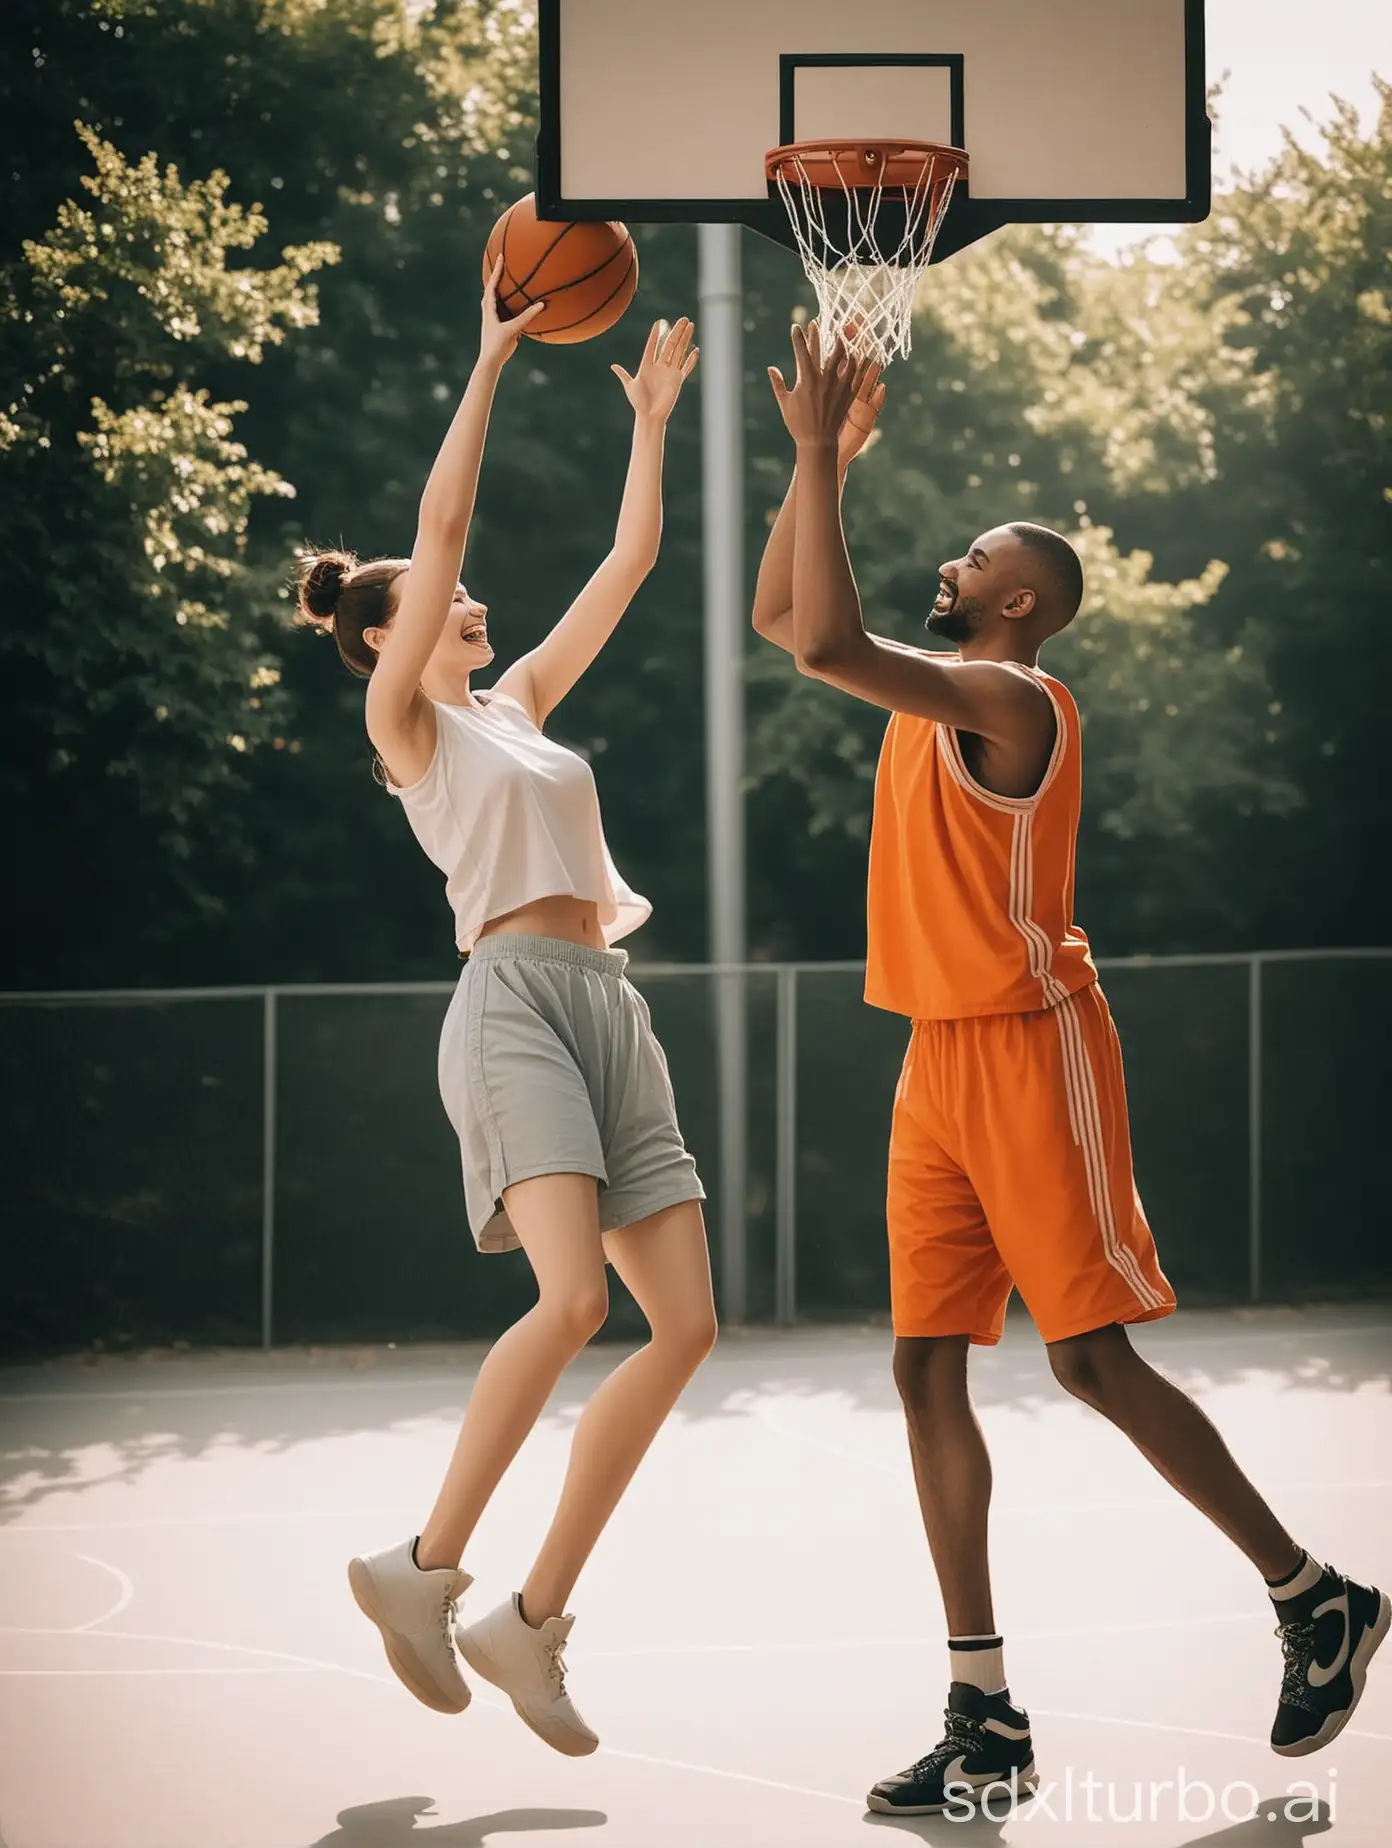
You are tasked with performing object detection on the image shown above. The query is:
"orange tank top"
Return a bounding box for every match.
[864,664,1098,1020]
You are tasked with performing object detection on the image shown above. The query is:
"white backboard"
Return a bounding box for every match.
[537,0,1209,259]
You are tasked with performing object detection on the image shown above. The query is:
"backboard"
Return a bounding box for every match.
[536,0,1210,262]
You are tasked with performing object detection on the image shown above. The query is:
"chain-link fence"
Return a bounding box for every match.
[3,951,1388,1356]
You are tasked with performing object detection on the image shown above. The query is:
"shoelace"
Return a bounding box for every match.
[1276,1619,1322,1714]
[907,1708,985,1779]
[440,1587,460,1642]
[545,1634,569,1692]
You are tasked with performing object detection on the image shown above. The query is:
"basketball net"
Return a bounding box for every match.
[767,141,968,366]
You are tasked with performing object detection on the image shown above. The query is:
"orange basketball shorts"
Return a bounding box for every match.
[886,981,1176,1345]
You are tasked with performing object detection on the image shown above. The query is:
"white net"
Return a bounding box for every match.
[770,143,965,366]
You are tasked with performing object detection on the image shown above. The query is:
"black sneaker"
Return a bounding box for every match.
[867,1682,1038,1817]
[1272,1565,1390,1756]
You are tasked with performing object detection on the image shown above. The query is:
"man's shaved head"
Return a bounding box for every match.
[1006,523,1085,624]
[927,522,1085,648]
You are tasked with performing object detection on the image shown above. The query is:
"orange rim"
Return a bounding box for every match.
[766,139,968,193]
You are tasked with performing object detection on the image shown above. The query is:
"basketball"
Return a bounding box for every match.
[483,194,638,345]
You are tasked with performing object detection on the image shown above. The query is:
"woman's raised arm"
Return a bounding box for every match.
[365,264,544,764]
[494,318,697,728]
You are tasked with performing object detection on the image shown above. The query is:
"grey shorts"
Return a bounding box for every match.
[437,935,706,1253]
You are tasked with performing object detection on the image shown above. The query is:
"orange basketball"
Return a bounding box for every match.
[483,194,638,345]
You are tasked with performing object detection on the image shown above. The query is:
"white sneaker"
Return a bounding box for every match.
[347,1537,472,1714]
[456,1594,599,1756]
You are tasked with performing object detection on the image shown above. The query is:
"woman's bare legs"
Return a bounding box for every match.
[520,1199,716,1622]
[414,1178,715,1619]
[415,1173,609,1570]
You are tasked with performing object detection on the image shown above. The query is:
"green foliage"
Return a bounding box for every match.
[0,120,333,973]
[1,3,1385,981]
[1167,84,1392,941]
[3,0,533,979]
[1053,532,1277,842]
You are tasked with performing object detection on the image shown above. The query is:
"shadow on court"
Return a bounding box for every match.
[305,1798,607,1846]
[852,1797,1337,1847]
[0,1308,1388,1524]
[862,1809,1007,1844]
[1180,1798,1333,1844]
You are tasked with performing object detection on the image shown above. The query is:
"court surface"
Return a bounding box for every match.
[1,1306,1388,1848]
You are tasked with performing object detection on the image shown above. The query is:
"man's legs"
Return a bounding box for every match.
[869,1329,1038,1816]
[1046,1324,1298,1575]
[870,1028,1038,1816]
[982,987,1389,1759]
[1047,1321,1390,1754]
[892,1334,995,1635]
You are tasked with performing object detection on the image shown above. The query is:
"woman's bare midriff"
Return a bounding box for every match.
[474,893,607,948]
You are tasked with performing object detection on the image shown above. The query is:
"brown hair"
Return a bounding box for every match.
[296,549,409,677]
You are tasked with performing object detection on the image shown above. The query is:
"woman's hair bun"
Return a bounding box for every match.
[297,548,358,627]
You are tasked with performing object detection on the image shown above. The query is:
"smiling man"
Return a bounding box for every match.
[752,327,1388,1817]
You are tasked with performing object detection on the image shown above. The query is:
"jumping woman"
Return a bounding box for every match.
[297,268,711,1756]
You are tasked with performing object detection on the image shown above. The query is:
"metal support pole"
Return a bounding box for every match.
[261,988,278,1350]
[699,223,748,1326]
[775,966,799,1326]
[1247,957,1263,1304]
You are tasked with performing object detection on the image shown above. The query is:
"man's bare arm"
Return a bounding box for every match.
[751,464,852,656]
[751,364,884,656]
[790,438,1052,746]
[749,468,801,655]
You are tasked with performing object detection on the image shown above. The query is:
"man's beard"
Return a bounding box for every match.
[925,591,985,644]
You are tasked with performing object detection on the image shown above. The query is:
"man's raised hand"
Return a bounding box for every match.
[769,321,879,449]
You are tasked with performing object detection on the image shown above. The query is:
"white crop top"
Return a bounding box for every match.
[386,692,650,953]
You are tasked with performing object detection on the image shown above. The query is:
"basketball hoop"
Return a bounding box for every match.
[765,140,968,366]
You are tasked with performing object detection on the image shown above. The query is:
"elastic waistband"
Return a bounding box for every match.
[468,934,629,976]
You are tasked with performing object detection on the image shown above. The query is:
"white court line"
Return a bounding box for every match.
[0,1509,414,1534]
[755,1404,1392,1509]
[1034,1707,1392,1750]
[1,1622,1383,1807]
[582,1613,1256,1664]
[1,1319,1387,1403]
[756,1405,905,1481]
[595,1745,858,1809]
[0,1610,1253,1659]
[0,1377,480,1405]
[599,1726,1385,1808]
[71,1554,134,1631]
[6,1672,1377,1809]
[0,1666,319,1676]
[3,1476,1389,1536]
[0,1549,135,1637]
[0,1623,865,1812]
[0,1626,402,1685]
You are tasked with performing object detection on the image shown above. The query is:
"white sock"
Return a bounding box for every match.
[1267,1550,1323,1603]
[949,1634,1006,1696]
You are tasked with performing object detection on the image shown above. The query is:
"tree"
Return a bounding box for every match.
[3,3,1381,981]
[1174,86,1392,944]
[0,124,334,981]
[1026,88,1392,944]
[2,0,542,982]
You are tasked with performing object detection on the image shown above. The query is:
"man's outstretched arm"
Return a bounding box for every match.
[750,367,884,655]
[773,328,1048,748]
[749,467,803,656]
